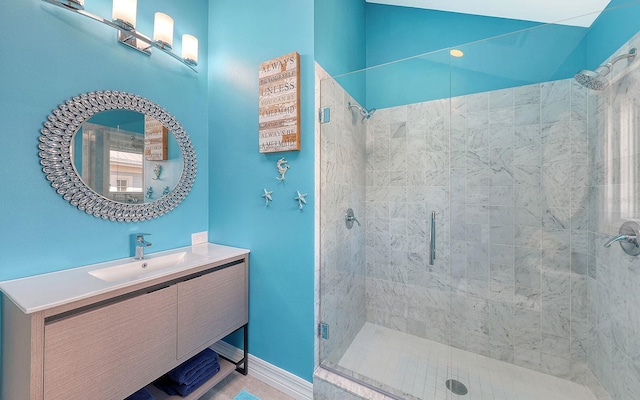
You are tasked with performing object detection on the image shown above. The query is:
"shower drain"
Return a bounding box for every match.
[445,379,468,396]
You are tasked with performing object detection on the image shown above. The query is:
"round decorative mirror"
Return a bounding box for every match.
[38,90,196,222]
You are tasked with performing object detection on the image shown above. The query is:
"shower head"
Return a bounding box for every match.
[348,102,376,122]
[575,68,610,91]
[575,48,637,90]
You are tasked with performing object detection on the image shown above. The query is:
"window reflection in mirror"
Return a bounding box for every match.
[71,109,183,204]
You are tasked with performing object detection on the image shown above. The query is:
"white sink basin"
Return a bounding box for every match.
[88,251,189,282]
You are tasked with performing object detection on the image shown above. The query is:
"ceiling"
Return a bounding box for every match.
[365,0,612,27]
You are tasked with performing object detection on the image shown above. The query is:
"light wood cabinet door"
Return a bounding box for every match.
[43,286,178,400]
[177,262,248,359]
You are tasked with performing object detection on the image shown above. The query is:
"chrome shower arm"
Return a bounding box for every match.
[610,48,637,65]
[575,48,636,90]
[597,50,637,74]
[347,101,376,121]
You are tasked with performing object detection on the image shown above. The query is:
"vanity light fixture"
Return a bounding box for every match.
[41,0,199,72]
[59,0,84,10]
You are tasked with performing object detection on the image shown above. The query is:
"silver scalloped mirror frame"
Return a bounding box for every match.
[38,90,197,222]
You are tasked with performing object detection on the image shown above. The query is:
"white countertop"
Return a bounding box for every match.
[0,243,249,314]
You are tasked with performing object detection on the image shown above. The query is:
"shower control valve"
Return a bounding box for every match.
[345,208,361,229]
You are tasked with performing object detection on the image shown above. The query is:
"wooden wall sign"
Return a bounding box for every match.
[258,51,300,153]
[144,115,168,161]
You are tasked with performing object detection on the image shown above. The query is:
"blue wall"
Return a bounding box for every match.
[365,4,540,67]
[0,0,208,378]
[588,0,640,67]
[314,0,366,77]
[360,1,640,110]
[88,109,145,133]
[314,0,367,104]
[362,4,589,108]
[208,0,316,382]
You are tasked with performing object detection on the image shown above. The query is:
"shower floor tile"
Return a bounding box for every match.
[338,323,596,400]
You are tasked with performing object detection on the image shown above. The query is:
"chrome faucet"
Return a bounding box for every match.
[133,233,152,260]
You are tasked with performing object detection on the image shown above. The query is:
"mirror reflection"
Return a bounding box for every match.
[71,110,183,204]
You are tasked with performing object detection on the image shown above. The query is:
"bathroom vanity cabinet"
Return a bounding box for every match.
[0,244,249,400]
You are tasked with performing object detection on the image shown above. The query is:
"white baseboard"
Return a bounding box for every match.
[211,341,313,400]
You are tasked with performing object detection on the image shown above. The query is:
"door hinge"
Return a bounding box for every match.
[319,107,331,124]
[318,322,329,340]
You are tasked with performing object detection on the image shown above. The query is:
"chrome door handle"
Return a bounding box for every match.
[603,221,640,256]
[604,234,637,247]
[429,211,436,266]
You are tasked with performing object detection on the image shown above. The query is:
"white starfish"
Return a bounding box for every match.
[295,191,307,209]
[262,188,273,206]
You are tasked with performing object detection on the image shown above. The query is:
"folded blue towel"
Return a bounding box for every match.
[167,348,220,385]
[125,387,154,400]
[154,361,221,397]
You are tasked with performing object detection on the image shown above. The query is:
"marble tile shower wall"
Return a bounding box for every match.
[364,79,593,384]
[586,32,640,400]
[365,99,453,344]
[319,77,368,365]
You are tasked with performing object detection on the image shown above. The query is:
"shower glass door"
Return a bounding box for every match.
[318,47,455,399]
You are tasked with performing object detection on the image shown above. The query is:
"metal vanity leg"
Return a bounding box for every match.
[238,323,248,375]
[217,323,248,375]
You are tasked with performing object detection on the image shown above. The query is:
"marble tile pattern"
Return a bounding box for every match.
[585,31,640,400]
[319,76,368,365]
[363,78,594,386]
[365,98,453,348]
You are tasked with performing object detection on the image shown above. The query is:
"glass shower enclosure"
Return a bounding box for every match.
[318,3,640,399]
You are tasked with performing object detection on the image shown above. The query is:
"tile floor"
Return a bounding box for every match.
[199,372,294,400]
[338,323,596,400]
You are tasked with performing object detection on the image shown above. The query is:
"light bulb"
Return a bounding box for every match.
[182,34,198,65]
[153,12,174,49]
[112,0,137,30]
